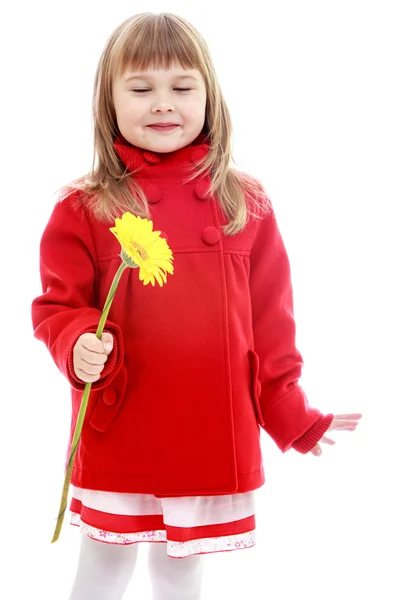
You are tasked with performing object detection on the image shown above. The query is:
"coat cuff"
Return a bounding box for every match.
[291,414,334,454]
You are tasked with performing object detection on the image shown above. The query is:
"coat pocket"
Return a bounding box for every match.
[89,365,128,432]
[248,349,265,426]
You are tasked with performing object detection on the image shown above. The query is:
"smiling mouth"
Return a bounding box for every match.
[147,124,180,132]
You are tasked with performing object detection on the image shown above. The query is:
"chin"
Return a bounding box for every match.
[148,140,188,153]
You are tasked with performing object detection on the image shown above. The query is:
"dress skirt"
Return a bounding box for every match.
[70,485,257,559]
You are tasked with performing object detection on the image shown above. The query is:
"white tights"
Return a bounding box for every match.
[69,535,206,600]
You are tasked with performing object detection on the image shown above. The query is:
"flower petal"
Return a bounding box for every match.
[110,213,174,287]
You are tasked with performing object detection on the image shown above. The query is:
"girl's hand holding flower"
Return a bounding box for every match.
[73,332,114,383]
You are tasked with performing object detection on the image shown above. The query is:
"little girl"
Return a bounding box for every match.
[31,12,361,600]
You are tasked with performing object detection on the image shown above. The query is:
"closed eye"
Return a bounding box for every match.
[132,88,192,93]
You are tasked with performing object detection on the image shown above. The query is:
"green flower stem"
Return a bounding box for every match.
[51,261,129,543]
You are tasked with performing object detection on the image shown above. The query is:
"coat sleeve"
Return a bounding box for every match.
[31,194,124,391]
[249,205,332,453]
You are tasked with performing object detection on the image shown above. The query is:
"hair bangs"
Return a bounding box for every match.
[114,15,203,78]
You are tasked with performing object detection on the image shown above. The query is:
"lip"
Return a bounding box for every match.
[147,123,180,132]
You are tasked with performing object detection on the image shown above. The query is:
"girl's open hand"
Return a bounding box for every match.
[310,413,362,456]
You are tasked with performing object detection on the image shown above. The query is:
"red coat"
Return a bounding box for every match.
[32,135,333,497]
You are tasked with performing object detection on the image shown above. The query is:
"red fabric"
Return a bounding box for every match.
[70,497,255,541]
[166,517,255,543]
[70,498,165,533]
[291,413,334,453]
[32,134,331,497]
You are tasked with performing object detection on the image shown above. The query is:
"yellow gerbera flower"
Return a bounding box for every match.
[110,213,174,287]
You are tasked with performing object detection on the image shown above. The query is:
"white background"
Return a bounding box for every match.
[1,1,399,598]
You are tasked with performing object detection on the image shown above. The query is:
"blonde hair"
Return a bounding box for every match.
[62,12,269,234]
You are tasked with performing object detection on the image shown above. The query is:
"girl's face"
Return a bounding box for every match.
[112,64,207,153]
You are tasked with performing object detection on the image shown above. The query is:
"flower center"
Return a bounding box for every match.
[131,241,148,261]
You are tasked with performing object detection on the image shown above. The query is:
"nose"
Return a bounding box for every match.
[151,102,175,113]
[151,91,175,113]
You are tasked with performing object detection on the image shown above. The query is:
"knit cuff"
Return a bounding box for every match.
[66,326,124,392]
[291,414,334,454]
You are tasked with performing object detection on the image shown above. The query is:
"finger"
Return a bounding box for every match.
[79,334,105,354]
[328,422,360,431]
[77,359,105,376]
[320,436,336,445]
[75,369,101,383]
[332,414,363,420]
[101,332,114,355]
[78,346,108,365]
[310,443,323,456]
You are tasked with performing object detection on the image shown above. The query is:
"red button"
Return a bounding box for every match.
[103,389,117,406]
[145,184,162,203]
[194,180,210,200]
[202,226,221,245]
[190,147,207,164]
[143,151,161,164]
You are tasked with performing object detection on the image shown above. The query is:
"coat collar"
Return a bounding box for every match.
[113,132,210,180]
